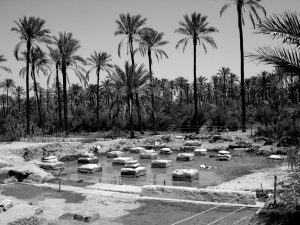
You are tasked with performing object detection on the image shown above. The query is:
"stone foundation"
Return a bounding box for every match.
[141,185,256,205]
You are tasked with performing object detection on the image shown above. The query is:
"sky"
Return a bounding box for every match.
[0,0,299,88]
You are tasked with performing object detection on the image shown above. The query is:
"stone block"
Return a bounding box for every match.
[129,147,146,154]
[78,164,102,174]
[107,151,124,158]
[172,169,199,181]
[140,150,158,159]
[112,157,134,166]
[0,199,13,211]
[194,149,207,156]
[159,148,173,155]
[121,166,146,177]
[78,157,98,164]
[176,153,194,161]
[151,159,172,168]
[39,161,64,170]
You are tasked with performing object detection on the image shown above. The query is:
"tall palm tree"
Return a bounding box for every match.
[86,51,113,131]
[220,0,266,131]
[135,28,168,130]
[0,55,12,74]
[114,13,147,66]
[13,86,25,112]
[110,62,149,138]
[217,67,231,99]
[52,32,87,135]
[175,12,217,130]
[115,13,147,134]
[47,47,63,129]
[12,16,51,135]
[0,78,15,116]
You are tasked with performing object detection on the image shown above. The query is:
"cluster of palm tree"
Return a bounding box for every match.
[1,0,300,138]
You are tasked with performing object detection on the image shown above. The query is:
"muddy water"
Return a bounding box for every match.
[60,152,279,188]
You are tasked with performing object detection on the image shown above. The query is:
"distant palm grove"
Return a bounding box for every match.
[1,2,300,140]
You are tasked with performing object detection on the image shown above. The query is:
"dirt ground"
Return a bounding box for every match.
[0,130,292,224]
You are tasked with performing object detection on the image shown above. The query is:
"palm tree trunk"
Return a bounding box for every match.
[32,69,43,128]
[26,42,31,135]
[128,93,134,138]
[55,64,62,129]
[148,50,155,131]
[62,62,69,135]
[6,88,9,116]
[96,68,100,131]
[237,4,246,132]
[18,94,21,112]
[193,34,198,132]
[223,75,226,99]
[135,93,144,135]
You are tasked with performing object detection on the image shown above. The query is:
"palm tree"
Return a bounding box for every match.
[217,67,231,99]
[114,13,147,66]
[47,47,63,129]
[110,62,149,138]
[0,55,12,75]
[115,13,147,134]
[175,12,217,130]
[197,76,208,104]
[13,86,25,112]
[228,73,239,99]
[220,0,266,131]
[0,78,16,116]
[12,16,51,135]
[249,11,300,100]
[135,28,168,130]
[52,32,87,135]
[86,51,113,131]
[175,76,188,105]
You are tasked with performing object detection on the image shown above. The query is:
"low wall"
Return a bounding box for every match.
[141,185,256,205]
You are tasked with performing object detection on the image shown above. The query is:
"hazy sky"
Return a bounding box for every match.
[0,0,299,88]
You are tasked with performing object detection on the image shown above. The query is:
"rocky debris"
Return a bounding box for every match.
[151,159,172,168]
[2,176,18,184]
[199,165,217,170]
[112,157,134,166]
[106,151,124,158]
[0,162,53,183]
[183,140,202,147]
[0,199,13,212]
[121,166,146,177]
[267,154,285,160]
[8,216,47,225]
[140,150,158,159]
[228,142,252,149]
[159,148,173,155]
[73,211,100,223]
[78,164,102,173]
[194,148,207,156]
[172,169,199,181]
[184,134,200,140]
[176,153,194,161]
[129,147,146,154]
[182,140,202,151]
